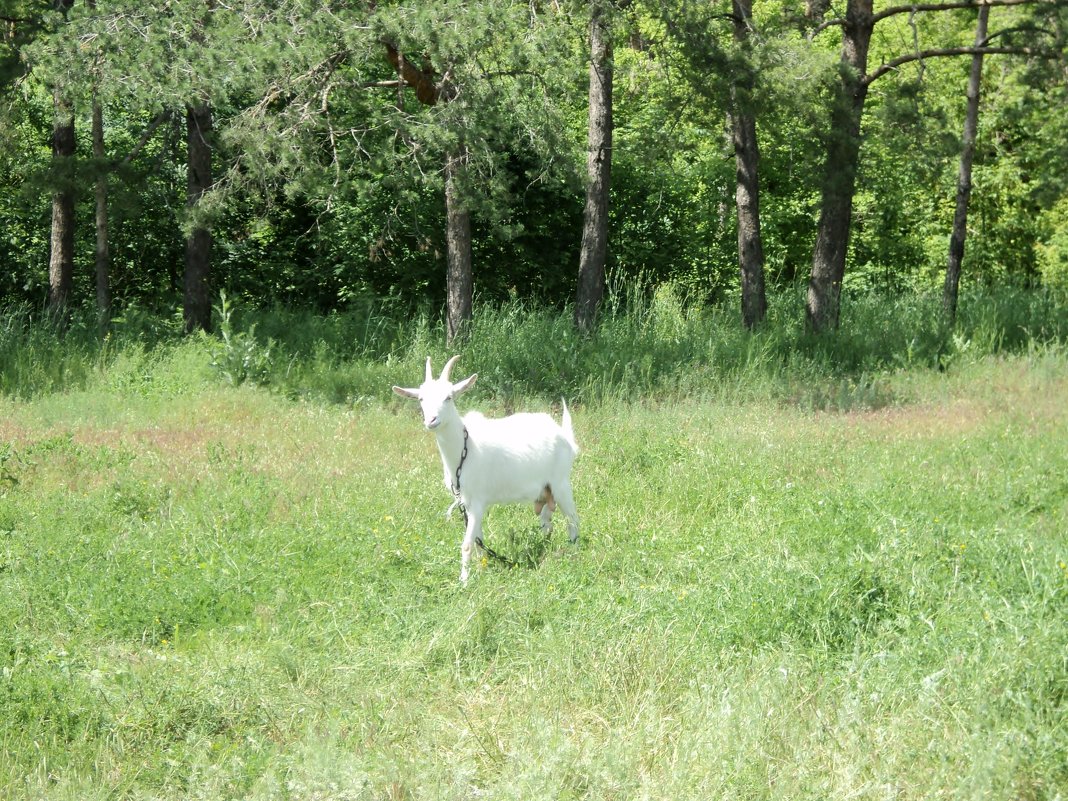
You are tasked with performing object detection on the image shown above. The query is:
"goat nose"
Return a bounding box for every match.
[426,416,439,429]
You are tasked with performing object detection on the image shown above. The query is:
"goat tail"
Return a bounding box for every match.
[560,398,579,454]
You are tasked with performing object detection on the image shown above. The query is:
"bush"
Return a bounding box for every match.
[1037,195,1068,296]
[207,292,273,387]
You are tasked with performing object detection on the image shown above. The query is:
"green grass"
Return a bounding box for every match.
[1,319,1066,798]
[3,285,1067,405]
[1,290,1067,798]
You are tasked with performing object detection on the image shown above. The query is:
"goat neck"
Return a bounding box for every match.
[432,407,468,475]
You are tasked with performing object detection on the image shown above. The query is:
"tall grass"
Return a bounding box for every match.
[2,286,1066,405]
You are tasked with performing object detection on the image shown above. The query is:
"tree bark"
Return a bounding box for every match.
[47,90,76,318]
[445,147,473,344]
[574,0,614,333]
[184,102,213,334]
[730,0,766,330]
[382,40,473,341]
[92,94,110,330]
[943,4,989,325]
[806,0,874,333]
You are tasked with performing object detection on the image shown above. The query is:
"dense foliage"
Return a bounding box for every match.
[1,0,1066,321]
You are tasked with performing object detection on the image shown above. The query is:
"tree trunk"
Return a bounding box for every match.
[445,147,473,344]
[574,0,614,333]
[943,4,989,325]
[184,102,213,334]
[48,90,76,318]
[806,0,874,333]
[730,0,766,330]
[382,41,473,342]
[92,94,110,331]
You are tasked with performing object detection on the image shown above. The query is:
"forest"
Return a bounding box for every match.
[1,0,1066,342]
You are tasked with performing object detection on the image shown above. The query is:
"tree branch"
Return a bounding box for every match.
[808,17,844,37]
[364,79,408,90]
[981,23,1054,42]
[864,44,1042,83]
[811,0,1064,38]
[872,0,1061,24]
[118,110,170,165]
[381,41,441,106]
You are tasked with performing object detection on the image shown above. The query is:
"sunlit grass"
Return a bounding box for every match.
[1,344,1066,799]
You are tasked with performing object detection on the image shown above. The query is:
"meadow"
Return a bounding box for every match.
[0,289,1066,799]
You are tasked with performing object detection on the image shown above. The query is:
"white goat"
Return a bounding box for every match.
[393,355,580,583]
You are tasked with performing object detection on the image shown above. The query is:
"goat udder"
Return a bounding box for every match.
[534,485,556,514]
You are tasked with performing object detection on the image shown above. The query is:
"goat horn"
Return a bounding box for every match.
[425,357,433,383]
[440,355,461,381]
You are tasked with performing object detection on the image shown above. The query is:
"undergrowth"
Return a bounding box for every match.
[1,285,1065,407]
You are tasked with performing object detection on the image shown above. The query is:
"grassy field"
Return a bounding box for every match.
[1,297,1067,799]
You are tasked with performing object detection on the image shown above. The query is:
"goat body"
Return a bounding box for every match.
[394,356,580,583]
[450,410,576,502]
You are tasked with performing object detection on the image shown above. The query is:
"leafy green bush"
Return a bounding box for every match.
[207,292,274,387]
[1037,195,1068,295]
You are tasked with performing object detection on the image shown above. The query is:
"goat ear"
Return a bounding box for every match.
[392,386,420,400]
[452,373,477,396]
